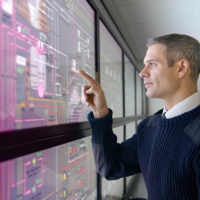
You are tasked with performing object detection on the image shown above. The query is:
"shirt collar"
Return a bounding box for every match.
[163,91,200,119]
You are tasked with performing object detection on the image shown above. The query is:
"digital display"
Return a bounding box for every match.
[0,0,95,132]
[102,126,124,199]
[125,55,135,117]
[0,136,96,200]
[100,21,123,118]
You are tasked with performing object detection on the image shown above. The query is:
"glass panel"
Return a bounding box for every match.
[102,126,124,199]
[136,71,142,115]
[0,0,95,133]
[126,121,136,139]
[100,21,123,118]
[124,55,135,116]
[0,136,96,200]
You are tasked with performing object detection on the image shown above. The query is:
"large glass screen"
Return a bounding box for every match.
[0,0,95,132]
[102,126,124,199]
[0,136,96,200]
[100,21,123,118]
[125,55,135,117]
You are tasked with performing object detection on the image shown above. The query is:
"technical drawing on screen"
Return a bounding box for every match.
[0,136,97,200]
[0,0,95,132]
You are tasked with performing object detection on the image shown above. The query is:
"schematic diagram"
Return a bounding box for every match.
[0,0,95,132]
[0,151,48,200]
[57,139,90,199]
[0,137,96,200]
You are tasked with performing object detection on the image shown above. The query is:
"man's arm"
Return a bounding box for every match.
[88,109,141,179]
[77,70,141,179]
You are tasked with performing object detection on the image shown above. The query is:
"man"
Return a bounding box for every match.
[77,34,200,200]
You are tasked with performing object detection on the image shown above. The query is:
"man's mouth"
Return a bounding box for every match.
[144,83,152,85]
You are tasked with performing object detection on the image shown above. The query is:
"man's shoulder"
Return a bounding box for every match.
[153,108,163,115]
[184,114,200,145]
[138,109,163,127]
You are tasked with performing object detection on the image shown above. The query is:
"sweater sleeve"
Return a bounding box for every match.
[193,146,200,199]
[87,109,141,180]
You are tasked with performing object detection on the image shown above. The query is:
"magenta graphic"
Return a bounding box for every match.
[37,40,45,55]
[0,0,95,132]
[37,82,44,97]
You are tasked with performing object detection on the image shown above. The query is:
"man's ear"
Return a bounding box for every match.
[177,59,190,79]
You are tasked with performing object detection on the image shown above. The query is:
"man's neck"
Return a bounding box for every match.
[164,88,198,111]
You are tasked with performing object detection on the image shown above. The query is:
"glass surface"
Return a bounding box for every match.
[0,136,96,200]
[126,121,136,139]
[124,55,135,116]
[100,21,123,118]
[102,126,124,199]
[0,0,95,132]
[136,71,142,115]
[125,122,136,186]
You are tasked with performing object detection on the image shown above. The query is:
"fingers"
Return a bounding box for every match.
[81,95,89,107]
[82,85,91,93]
[76,70,97,86]
[81,85,91,100]
[81,85,91,106]
[77,70,108,116]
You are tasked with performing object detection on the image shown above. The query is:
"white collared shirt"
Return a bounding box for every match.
[163,92,200,119]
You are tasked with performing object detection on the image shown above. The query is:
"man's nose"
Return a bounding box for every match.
[139,66,149,78]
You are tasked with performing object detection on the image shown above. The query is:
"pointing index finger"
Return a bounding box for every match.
[77,69,97,85]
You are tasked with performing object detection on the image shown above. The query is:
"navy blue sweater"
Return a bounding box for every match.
[88,106,200,200]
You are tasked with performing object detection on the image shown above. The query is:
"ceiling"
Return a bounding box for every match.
[101,0,200,63]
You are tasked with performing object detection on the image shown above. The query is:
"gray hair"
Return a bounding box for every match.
[146,34,200,81]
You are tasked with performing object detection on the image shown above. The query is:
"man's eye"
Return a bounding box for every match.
[150,63,156,67]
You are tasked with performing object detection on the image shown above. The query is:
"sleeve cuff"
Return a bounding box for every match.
[87,108,113,130]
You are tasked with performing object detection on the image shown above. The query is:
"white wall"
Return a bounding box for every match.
[148,98,164,115]
[148,75,200,115]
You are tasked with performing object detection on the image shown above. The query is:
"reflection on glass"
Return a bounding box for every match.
[102,126,124,199]
[100,21,123,118]
[0,0,95,132]
[125,55,135,116]
[136,71,142,115]
[0,136,96,200]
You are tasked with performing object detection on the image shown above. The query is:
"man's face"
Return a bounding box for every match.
[140,44,179,99]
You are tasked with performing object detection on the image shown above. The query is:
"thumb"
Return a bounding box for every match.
[86,88,93,94]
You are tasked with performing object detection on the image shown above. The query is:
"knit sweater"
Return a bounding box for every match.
[88,106,200,200]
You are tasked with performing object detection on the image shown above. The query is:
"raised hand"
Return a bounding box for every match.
[77,70,109,118]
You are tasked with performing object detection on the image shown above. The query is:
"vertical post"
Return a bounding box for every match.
[122,50,126,196]
[95,9,102,200]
